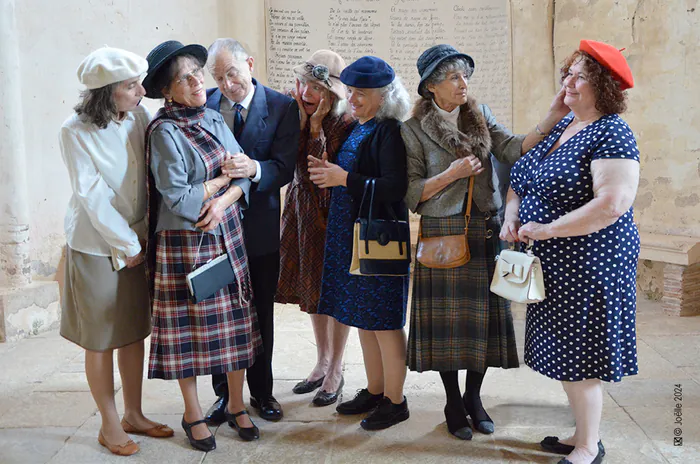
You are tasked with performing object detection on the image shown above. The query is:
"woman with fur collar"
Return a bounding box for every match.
[402,44,569,440]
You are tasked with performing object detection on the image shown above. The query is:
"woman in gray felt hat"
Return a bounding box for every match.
[402,44,568,440]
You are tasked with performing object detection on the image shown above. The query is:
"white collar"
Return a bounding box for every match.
[432,100,460,126]
[224,82,255,110]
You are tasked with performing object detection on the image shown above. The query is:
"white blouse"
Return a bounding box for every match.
[59,104,151,267]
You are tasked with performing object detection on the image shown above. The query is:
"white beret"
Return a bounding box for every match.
[77,46,148,89]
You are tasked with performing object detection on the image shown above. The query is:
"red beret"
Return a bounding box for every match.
[579,40,634,90]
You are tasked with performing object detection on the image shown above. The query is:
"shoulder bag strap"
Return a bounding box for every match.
[464,175,475,236]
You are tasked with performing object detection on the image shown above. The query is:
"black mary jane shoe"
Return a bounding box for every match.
[181,416,216,452]
[312,376,344,407]
[224,409,260,441]
[541,436,606,456]
[444,403,472,440]
[463,394,495,434]
[293,376,325,394]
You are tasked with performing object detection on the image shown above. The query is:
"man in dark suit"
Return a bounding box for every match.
[204,38,299,423]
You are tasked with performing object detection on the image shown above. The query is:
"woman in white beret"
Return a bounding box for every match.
[59,46,174,457]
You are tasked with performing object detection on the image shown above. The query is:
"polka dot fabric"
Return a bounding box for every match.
[510,113,640,382]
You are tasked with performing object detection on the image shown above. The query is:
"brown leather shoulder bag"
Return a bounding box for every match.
[416,176,474,269]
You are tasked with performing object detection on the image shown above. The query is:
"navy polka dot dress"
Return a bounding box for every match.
[510,113,640,382]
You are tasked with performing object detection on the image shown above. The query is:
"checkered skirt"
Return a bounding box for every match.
[148,217,262,380]
[407,206,520,373]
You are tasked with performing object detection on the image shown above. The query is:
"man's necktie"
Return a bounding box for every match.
[233,103,244,139]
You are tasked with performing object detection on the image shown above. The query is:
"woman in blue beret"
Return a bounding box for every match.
[309,56,411,431]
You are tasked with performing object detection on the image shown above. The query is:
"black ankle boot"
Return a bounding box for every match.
[444,401,472,440]
[360,397,410,431]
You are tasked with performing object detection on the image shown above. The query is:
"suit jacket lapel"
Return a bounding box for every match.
[238,80,268,155]
[206,88,223,113]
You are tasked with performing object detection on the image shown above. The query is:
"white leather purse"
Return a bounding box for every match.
[490,244,546,304]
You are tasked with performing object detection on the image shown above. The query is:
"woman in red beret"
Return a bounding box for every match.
[502,40,639,464]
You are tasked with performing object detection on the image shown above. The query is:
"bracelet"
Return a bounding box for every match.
[535,124,548,137]
[203,182,212,197]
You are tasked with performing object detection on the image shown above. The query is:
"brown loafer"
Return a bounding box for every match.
[121,418,175,438]
[98,430,140,456]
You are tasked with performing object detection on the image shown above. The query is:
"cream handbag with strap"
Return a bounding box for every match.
[490,243,546,304]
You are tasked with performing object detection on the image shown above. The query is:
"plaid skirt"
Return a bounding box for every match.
[407,207,519,373]
[148,230,262,380]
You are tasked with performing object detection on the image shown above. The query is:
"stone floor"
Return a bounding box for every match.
[0,298,698,463]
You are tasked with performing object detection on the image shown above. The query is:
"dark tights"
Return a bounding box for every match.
[439,368,491,423]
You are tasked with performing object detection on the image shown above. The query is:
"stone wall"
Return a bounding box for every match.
[4,0,699,297]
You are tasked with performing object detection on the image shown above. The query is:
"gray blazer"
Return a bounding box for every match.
[402,97,525,217]
[149,108,251,235]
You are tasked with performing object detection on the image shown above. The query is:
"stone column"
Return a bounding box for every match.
[0,0,31,289]
[0,0,60,343]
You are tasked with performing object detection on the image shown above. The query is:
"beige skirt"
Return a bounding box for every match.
[60,246,151,351]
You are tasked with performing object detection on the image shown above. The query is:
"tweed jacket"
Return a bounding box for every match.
[402,97,525,217]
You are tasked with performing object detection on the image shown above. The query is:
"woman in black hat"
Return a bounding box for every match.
[142,40,262,450]
[402,44,568,440]
[308,56,412,431]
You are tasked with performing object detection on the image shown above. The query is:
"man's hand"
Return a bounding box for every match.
[222,152,256,179]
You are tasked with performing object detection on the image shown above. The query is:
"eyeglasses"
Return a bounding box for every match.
[174,66,204,87]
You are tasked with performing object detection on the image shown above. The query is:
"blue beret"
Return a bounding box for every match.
[340,56,395,88]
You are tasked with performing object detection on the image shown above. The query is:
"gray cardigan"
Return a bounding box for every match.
[149,108,250,235]
[402,97,525,217]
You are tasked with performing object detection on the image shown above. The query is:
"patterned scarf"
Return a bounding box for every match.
[144,101,251,304]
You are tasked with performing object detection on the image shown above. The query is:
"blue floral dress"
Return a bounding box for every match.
[317,119,409,330]
[510,113,640,382]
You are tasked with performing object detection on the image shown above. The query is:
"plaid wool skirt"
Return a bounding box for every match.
[148,230,262,380]
[407,208,519,373]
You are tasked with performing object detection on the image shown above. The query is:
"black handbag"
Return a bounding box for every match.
[349,179,411,276]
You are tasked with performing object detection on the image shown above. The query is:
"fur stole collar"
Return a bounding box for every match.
[412,96,491,162]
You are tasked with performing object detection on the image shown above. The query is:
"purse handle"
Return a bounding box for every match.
[418,175,475,240]
[359,178,405,255]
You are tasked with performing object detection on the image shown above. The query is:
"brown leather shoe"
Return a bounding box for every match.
[121,418,174,438]
[98,430,140,456]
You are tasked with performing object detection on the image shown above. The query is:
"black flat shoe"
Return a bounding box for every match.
[312,377,344,407]
[293,376,325,394]
[444,403,472,440]
[336,388,384,415]
[250,396,283,421]
[224,409,259,441]
[541,437,606,457]
[181,416,216,452]
[463,393,494,434]
[205,396,227,425]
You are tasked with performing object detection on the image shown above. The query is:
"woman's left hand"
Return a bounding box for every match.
[518,221,554,242]
[196,196,227,232]
[308,155,347,188]
[548,85,570,120]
